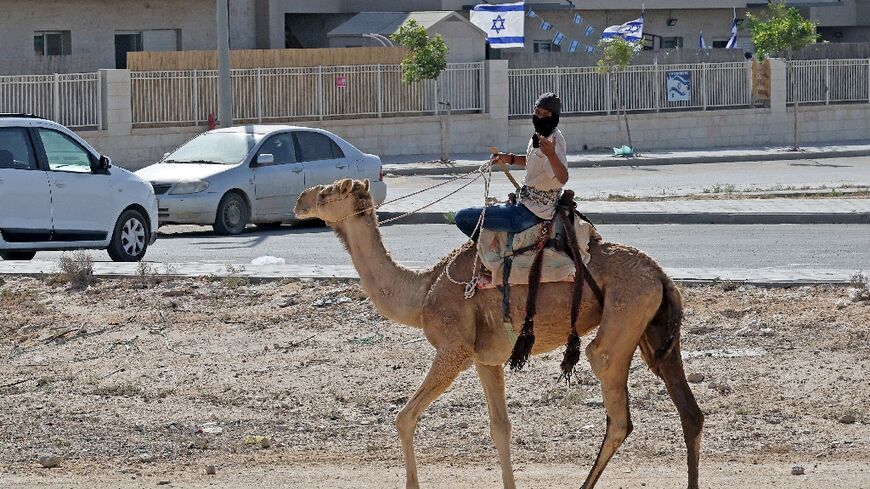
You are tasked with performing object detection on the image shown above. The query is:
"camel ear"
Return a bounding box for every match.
[337,179,353,194]
[362,179,370,192]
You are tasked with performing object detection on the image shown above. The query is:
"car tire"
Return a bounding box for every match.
[0,251,37,261]
[107,209,150,262]
[213,192,249,235]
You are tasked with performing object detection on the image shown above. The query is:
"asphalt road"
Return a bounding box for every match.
[34,223,870,271]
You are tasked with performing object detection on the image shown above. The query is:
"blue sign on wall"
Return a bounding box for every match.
[667,71,691,102]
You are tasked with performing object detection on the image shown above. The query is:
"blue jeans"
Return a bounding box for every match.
[455,203,543,238]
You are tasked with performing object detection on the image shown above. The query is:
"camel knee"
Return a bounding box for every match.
[605,416,633,446]
[585,341,611,378]
[396,409,417,439]
[489,414,511,441]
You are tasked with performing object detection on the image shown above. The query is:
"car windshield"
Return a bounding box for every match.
[164,132,259,165]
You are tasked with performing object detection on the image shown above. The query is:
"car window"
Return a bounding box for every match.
[295,131,343,162]
[0,127,37,170]
[38,129,93,173]
[165,132,258,165]
[256,133,297,165]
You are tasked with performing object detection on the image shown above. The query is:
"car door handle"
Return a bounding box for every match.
[336,164,347,169]
[292,167,303,173]
[54,182,66,188]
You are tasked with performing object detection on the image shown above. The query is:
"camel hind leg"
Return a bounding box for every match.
[580,293,659,489]
[638,279,703,489]
[639,336,703,489]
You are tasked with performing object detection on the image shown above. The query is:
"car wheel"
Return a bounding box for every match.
[0,251,37,261]
[107,209,149,262]
[213,192,249,235]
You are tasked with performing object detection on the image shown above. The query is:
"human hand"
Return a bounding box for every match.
[537,133,556,158]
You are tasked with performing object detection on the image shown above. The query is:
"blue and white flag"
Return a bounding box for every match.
[540,20,552,31]
[601,16,644,42]
[726,8,738,49]
[552,32,564,46]
[584,25,595,37]
[568,39,579,53]
[574,13,583,25]
[470,1,525,49]
[527,10,537,18]
[585,45,595,53]
[699,31,707,50]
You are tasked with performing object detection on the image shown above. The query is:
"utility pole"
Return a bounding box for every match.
[216,0,233,127]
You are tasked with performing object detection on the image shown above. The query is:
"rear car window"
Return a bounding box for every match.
[0,127,37,170]
[295,131,344,162]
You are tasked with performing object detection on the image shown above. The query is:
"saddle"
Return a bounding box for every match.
[475,190,605,381]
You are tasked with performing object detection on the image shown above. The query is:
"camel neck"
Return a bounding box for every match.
[333,212,436,327]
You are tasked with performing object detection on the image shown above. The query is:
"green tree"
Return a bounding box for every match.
[596,38,642,154]
[390,20,451,161]
[748,0,819,150]
[390,20,449,84]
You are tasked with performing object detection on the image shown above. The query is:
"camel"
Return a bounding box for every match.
[294,178,704,489]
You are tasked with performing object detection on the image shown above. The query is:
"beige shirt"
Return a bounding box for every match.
[521,128,567,219]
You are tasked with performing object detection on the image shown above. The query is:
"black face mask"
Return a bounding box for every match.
[531,114,559,147]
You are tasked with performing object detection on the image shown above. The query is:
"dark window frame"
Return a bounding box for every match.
[34,30,72,56]
[292,131,344,162]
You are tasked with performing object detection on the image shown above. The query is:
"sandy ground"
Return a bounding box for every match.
[0,274,868,488]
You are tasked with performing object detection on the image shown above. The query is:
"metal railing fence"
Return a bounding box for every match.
[0,72,100,128]
[131,62,484,127]
[509,62,752,116]
[787,59,870,105]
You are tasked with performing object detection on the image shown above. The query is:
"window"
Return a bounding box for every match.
[662,37,684,49]
[164,132,257,165]
[257,133,297,165]
[0,128,37,170]
[294,132,343,162]
[533,41,560,54]
[38,129,93,173]
[34,31,72,56]
[712,41,728,49]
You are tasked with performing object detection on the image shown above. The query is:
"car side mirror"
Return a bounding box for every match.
[257,153,275,166]
[92,155,111,173]
[163,152,171,160]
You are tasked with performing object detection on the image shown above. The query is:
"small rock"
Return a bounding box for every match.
[205,465,217,476]
[758,328,774,337]
[687,373,705,383]
[839,414,856,425]
[200,422,223,435]
[456,422,469,429]
[836,300,848,310]
[735,327,753,337]
[38,455,62,468]
[585,397,604,408]
[791,465,805,476]
[138,452,155,463]
[157,480,171,486]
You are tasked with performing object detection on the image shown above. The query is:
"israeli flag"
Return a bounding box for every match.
[540,20,552,31]
[470,1,525,49]
[726,8,738,49]
[601,16,644,43]
[700,31,707,50]
[584,25,595,37]
[527,10,537,18]
[574,13,583,25]
[585,45,595,53]
[569,39,579,53]
[552,32,564,46]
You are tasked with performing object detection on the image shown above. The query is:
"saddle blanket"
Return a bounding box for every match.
[477,219,599,286]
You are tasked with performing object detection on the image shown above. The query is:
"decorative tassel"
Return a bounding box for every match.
[559,332,583,384]
[508,324,536,371]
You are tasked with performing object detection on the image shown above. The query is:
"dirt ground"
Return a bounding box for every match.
[0,274,868,489]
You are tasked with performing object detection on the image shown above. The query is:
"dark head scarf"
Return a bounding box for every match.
[532,92,561,144]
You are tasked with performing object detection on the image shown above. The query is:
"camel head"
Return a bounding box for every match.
[294,178,373,224]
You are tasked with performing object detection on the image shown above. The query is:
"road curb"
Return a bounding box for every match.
[384,148,870,176]
[376,211,870,226]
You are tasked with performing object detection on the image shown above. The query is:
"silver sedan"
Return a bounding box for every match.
[135,125,387,234]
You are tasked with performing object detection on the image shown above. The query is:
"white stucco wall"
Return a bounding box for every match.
[0,0,257,74]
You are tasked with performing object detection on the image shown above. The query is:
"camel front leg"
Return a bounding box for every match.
[476,363,517,489]
[397,348,472,489]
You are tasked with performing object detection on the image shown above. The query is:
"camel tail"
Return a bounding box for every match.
[641,276,684,373]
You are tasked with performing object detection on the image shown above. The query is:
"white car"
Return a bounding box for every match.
[135,125,387,235]
[0,115,157,262]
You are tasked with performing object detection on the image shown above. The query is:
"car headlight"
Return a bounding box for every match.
[169,180,209,195]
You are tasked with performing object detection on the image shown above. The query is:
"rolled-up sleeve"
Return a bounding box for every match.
[540,132,568,178]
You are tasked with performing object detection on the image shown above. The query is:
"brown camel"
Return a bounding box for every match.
[294,179,703,489]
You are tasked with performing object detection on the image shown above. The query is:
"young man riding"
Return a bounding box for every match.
[455,92,568,238]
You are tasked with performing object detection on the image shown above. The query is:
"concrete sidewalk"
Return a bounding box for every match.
[381,141,870,175]
[0,260,860,286]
